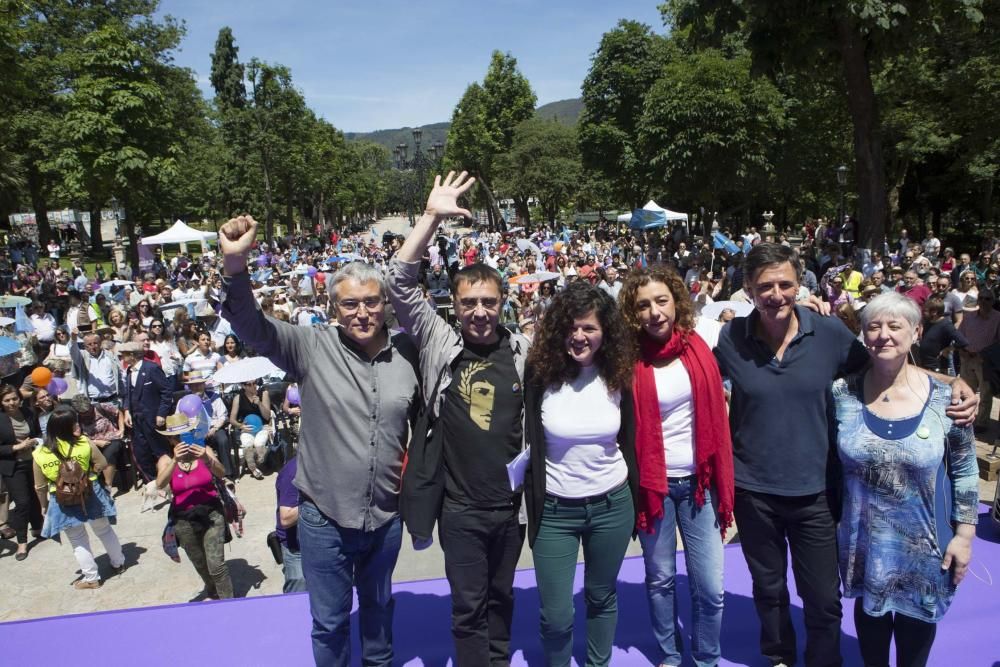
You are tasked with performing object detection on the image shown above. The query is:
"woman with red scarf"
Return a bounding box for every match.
[619,266,734,667]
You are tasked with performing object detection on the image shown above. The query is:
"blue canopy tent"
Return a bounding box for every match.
[629,200,689,231]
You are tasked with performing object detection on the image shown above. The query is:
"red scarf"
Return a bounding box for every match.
[632,328,734,537]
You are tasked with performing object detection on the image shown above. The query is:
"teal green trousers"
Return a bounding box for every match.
[530,483,634,667]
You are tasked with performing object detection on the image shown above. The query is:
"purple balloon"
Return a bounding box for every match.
[306,266,318,278]
[47,377,68,397]
[286,386,300,406]
[256,256,269,266]
[177,393,202,418]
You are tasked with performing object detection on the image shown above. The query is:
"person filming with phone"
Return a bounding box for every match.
[155,412,232,601]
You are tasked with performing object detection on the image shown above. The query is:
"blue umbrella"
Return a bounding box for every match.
[0,337,21,356]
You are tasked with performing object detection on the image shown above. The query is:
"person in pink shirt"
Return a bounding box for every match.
[155,413,232,600]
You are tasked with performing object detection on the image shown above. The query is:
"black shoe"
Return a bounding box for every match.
[15,551,28,561]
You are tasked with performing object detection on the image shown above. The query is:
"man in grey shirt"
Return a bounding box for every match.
[219,215,420,667]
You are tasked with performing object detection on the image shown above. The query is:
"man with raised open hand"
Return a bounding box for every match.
[218,214,420,667]
[389,171,529,667]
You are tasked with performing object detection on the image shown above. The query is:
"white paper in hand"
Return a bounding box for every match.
[506,446,531,492]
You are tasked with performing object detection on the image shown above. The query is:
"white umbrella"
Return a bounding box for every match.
[254,286,282,294]
[211,356,284,384]
[157,298,206,311]
[505,227,524,234]
[511,271,561,285]
[100,280,135,289]
[700,300,754,321]
[0,316,15,327]
[515,239,542,257]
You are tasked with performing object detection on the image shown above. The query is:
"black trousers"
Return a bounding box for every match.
[3,460,43,544]
[438,501,525,667]
[734,488,843,667]
[208,429,235,478]
[853,599,936,667]
[130,416,169,481]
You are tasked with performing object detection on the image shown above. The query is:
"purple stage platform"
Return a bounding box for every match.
[3,509,998,666]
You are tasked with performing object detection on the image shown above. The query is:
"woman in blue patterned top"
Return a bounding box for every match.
[833,292,978,667]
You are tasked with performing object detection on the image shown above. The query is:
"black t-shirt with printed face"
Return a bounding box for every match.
[441,335,523,507]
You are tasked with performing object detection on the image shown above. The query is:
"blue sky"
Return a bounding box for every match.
[156,0,666,133]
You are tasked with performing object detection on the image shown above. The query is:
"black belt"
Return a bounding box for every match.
[95,394,119,402]
[546,481,628,507]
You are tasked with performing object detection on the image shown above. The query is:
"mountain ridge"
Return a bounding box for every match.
[345,97,583,153]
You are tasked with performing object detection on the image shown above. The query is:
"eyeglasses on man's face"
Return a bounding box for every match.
[335,297,385,314]
[457,297,500,312]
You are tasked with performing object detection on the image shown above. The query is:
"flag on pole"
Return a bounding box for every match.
[712,232,740,255]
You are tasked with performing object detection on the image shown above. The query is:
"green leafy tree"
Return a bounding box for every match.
[639,49,785,232]
[245,58,310,243]
[494,119,582,227]
[445,51,535,230]
[52,16,190,256]
[579,20,671,210]
[663,0,986,246]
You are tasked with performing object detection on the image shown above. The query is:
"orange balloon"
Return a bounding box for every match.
[31,366,52,387]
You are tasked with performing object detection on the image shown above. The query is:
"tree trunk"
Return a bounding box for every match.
[26,164,53,247]
[836,16,889,249]
[89,202,105,257]
[886,158,908,226]
[477,176,506,232]
[514,196,531,230]
[981,179,994,227]
[259,149,275,245]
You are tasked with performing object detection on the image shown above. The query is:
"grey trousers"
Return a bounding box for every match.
[174,505,234,599]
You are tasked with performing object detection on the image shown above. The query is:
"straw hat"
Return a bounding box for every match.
[155,413,197,436]
[185,367,213,384]
[117,341,143,355]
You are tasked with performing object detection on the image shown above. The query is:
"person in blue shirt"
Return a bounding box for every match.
[713,243,977,667]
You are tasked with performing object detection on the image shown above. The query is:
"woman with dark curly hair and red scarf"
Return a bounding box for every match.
[618,265,734,667]
[523,281,638,667]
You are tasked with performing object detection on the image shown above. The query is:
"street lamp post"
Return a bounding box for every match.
[392,129,437,226]
[836,164,848,240]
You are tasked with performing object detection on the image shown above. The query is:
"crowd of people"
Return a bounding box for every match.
[0,170,992,666]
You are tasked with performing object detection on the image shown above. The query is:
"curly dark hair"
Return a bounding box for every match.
[526,282,633,391]
[618,265,695,338]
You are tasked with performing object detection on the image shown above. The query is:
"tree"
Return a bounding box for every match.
[639,49,785,230]
[52,16,190,256]
[245,58,310,244]
[494,119,582,227]
[579,20,671,210]
[663,0,986,246]
[445,51,536,230]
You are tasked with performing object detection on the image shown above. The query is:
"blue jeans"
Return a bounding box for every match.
[298,502,402,667]
[281,543,307,593]
[637,477,724,667]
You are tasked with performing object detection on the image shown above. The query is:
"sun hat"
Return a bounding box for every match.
[155,413,197,436]
[117,341,143,355]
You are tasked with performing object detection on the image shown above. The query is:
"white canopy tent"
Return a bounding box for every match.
[140,220,218,246]
[616,212,632,223]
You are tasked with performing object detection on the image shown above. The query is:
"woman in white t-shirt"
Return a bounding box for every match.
[524,282,638,667]
[619,266,734,667]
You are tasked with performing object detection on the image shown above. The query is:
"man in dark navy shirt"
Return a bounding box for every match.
[715,243,977,667]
